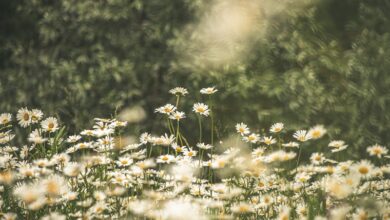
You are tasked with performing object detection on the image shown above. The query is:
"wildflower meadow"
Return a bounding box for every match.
[0,87,389,220]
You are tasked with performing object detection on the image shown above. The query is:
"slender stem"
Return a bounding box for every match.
[176,121,180,144]
[167,118,175,135]
[208,96,214,145]
[179,133,190,147]
[198,116,202,143]
[148,144,153,158]
[175,95,180,108]
[211,111,214,146]
[296,146,302,167]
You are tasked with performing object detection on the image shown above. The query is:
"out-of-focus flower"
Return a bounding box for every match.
[329,140,348,153]
[200,87,218,95]
[0,113,12,125]
[308,125,327,139]
[270,123,284,133]
[243,133,260,143]
[157,155,176,164]
[293,130,312,142]
[367,144,388,158]
[169,87,189,96]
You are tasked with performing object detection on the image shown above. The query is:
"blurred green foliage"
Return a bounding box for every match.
[0,0,389,154]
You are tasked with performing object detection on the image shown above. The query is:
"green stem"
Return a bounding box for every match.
[167,118,174,135]
[176,121,180,144]
[175,95,180,108]
[296,146,302,167]
[209,97,214,145]
[198,116,202,143]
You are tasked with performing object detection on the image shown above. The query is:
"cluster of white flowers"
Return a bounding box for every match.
[0,87,389,220]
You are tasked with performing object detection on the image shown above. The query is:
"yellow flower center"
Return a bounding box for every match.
[48,122,54,129]
[373,148,382,155]
[238,206,249,213]
[197,107,205,113]
[312,130,321,138]
[358,166,369,174]
[46,181,60,195]
[23,113,30,121]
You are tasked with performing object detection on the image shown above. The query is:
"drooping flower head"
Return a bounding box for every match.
[169,87,189,96]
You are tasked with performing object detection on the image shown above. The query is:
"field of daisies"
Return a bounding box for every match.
[0,87,389,220]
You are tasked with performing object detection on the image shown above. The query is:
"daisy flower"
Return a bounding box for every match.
[41,117,59,133]
[296,203,307,217]
[293,130,312,142]
[157,155,176,164]
[169,111,186,121]
[155,104,176,115]
[63,162,83,177]
[183,148,197,157]
[31,109,44,124]
[116,157,133,167]
[16,107,31,127]
[310,152,325,165]
[251,147,266,158]
[80,129,94,136]
[193,103,210,117]
[66,135,82,143]
[169,87,188,96]
[243,133,260,143]
[270,123,284,133]
[328,140,348,153]
[171,143,184,153]
[231,203,253,214]
[42,174,69,196]
[282,142,299,148]
[13,183,45,205]
[139,132,151,144]
[0,131,15,144]
[197,143,213,150]
[367,144,388,158]
[0,113,12,125]
[352,160,374,178]
[28,129,47,144]
[158,133,175,146]
[295,172,311,183]
[262,136,276,145]
[235,123,250,135]
[277,207,291,220]
[200,87,218,95]
[308,125,327,139]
